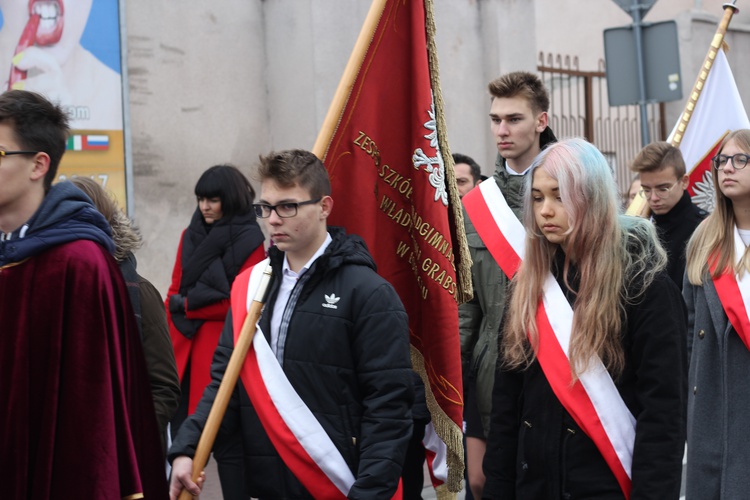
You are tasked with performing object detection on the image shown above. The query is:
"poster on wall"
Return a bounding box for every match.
[0,0,127,209]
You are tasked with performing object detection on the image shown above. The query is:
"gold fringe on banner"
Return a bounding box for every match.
[423,0,469,492]
[412,346,465,493]
[424,0,473,307]
[434,483,458,500]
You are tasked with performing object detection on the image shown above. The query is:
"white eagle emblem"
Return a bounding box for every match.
[412,94,448,207]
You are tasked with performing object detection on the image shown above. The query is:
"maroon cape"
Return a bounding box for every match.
[0,240,168,499]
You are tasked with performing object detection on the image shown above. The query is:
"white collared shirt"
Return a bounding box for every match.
[270,232,333,358]
[505,163,532,176]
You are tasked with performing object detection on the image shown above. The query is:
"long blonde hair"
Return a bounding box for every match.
[70,177,142,262]
[686,129,750,284]
[503,138,666,378]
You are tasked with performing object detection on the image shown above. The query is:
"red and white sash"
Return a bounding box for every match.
[711,226,750,351]
[230,260,354,499]
[463,180,635,498]
[423,421,448,488]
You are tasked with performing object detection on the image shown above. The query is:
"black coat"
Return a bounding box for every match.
[652,191,707,286]
[170,227,414,499]
[483,251,687,500]
[170,209,264,338]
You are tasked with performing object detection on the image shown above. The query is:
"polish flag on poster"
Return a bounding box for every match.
[669,49,750,212]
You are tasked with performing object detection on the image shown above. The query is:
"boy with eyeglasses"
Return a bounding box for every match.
[169,149,414,499]
[630,141,707,285]
[0,90,168,497]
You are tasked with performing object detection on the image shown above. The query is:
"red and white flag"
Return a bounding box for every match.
[669,48,750,212]
[312,0,469,492]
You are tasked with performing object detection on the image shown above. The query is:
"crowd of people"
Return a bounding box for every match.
[2,68,749,499]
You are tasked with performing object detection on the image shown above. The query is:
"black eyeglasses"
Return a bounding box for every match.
[712,153,750,171]
[253,198,322,218]
[0,150,38,164]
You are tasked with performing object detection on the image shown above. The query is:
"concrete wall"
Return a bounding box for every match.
[127,1,269,292]
[125,0,750,295]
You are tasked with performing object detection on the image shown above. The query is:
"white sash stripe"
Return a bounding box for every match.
[477,180,635,478]
[541,274,636,477]
[423,422,448,483]
[732,226,750,322]
[477,179,526,257]
[245,263,355,496]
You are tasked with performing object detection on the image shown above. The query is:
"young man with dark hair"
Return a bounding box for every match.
[630,141,707,285]
[169,149,414,499]
[0,90,167,498]
[453,152,482,198]
[460,71,556,499]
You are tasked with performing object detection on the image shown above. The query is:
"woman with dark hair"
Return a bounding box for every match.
[166,164,265,499]
[483,138,686,499]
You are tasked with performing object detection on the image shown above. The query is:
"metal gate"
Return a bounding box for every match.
[538,52,667,197]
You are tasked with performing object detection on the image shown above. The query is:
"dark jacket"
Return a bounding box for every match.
[0,181,113,265]
[683,270,750,499]
[170,227,414,499]
[120,253,180,456]
[652,191,707,286]
[169,209,264,339]
[459,127,557,437]
[483,248,687,500]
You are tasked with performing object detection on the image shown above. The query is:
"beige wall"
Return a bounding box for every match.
[125,0,750,294]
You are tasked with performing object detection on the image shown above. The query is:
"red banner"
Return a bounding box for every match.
[315,0,465,489]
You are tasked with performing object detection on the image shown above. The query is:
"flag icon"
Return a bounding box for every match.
[67,134,110,151]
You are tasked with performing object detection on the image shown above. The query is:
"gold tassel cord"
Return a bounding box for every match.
[411,346,465,493]
[424,0,473,306]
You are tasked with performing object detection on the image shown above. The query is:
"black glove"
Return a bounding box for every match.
[169,293,186,313]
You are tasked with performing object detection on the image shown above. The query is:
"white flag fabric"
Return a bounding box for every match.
[668,49,750,212]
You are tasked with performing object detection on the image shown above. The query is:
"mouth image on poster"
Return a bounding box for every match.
[1,0,124,131]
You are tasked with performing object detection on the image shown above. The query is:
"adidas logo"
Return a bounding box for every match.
[322,293,340,309]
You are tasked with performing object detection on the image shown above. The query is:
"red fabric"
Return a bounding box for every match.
[533,306,632,498]
[230,268,402,500]
[166,236,265,414]
[463,187,522,276]
[686,143,722,197]
[0,240,168,500]
[670,50,749,197]
[230,268,348,500]
[321,0,463,439]
[711,265,750,351]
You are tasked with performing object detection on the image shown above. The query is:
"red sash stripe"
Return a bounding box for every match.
[230,264,403,499]
[462,182,522,276]
[711,227,750,351]
[535,300,632,497]
[463,180,633,498]
[230,266,348,499]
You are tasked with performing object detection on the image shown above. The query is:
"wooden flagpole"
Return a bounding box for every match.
[178,263,273,500]
[671,1,739,149]
[626,1,739,216]
[310,0,468,493]
[311,0,388,159]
